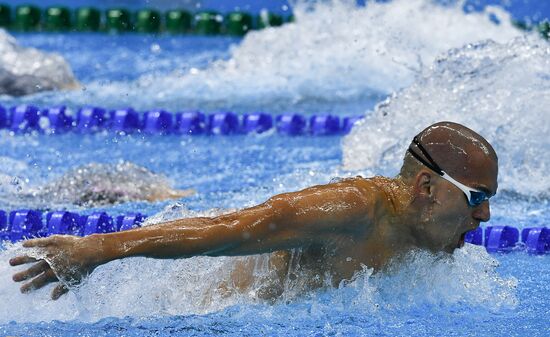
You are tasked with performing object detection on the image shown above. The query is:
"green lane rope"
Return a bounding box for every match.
[0,4,292,35]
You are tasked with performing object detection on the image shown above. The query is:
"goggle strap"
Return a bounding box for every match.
[408,143,443,176]
[441,171,472,201]
[411,137,445,174]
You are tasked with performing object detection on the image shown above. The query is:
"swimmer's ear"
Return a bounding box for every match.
[414,170,433,200]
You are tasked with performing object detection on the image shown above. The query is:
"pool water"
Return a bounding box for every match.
[1,0,549,336]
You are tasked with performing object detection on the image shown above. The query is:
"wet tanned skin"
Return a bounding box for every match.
[9,121,498,300]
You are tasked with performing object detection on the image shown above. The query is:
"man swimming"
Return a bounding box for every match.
[9,161,194,209]
[9,121,497,300]
[34,161,194,207]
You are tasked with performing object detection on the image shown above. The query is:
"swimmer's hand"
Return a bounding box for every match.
[9,235,105,300]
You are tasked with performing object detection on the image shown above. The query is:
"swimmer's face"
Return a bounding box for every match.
[416,150,498,253]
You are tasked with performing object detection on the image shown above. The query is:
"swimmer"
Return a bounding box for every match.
[0,30,79,96]
[9,121,497,300]
[16,161,194,207]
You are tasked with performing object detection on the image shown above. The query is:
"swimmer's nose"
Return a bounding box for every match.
[472,200,490,222]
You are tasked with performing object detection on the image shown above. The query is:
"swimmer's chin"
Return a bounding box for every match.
[448,240,466,254]
[445,232,467,253]
[456,232,466,249]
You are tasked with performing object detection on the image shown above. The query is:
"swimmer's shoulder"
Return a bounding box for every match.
[324,176,386,232]
[333,175,389,193]
[353,175,407,215]
[329,175,388,207]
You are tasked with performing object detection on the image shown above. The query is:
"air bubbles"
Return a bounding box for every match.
[10,176,24,192]
[150,43,161,53]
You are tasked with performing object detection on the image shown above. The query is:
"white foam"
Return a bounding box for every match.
[0,204,518,322]
[299,244,518,315]
[0,29,78,96]
[342,36,550,197]
[0,241,517,323]
[368,244,518,311]
[0,157,29,200]
[60,0,523,108]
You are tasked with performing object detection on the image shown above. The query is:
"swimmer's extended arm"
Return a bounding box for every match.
[10,177,375,299]
[96,177,375,259]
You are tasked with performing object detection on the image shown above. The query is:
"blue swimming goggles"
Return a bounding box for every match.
[408,136,490,207]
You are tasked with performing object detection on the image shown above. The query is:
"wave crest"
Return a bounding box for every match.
[61,0,522,109]
[343,36,550,197]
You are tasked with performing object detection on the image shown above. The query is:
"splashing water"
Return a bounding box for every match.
[342,36,550,198]
[120,0,521,104]
[0,210,518,323]
[0,29,78,96]
[18,0,524,109]
[371,245,518,311]
[0,238,517,323]
[0,156,29,195]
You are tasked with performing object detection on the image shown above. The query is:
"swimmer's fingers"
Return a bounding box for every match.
[10,237,57,266]
[51,284,69,300]
[9,255,38,266]
[20,269,58,294]
[12,260,50,282]
[22,237,56,248]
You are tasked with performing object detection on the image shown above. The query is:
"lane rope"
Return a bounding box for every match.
[0,4,292,35]
[0,4,547,39]
[0,104,364,136]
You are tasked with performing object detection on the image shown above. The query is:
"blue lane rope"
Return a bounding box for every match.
[0,209,548,254]
[0,104,364,136]
[0,210,145,242]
